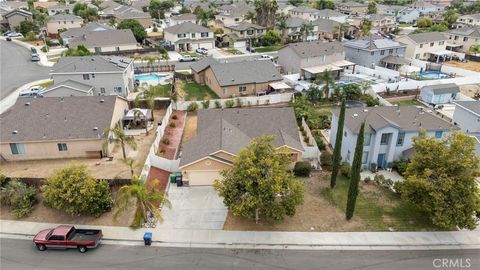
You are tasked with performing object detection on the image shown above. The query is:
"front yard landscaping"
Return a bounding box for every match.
[254,44,282,53]
[224,48,243,55]
[183,82,219,101]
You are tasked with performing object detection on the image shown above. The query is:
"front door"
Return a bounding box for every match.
[377,154,386,169]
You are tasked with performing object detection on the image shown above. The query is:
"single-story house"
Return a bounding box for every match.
[190,59,284,98]
[419,83,459,105]
[179,107,304,186]
[68,29,138,53]
[60,22,114,45]
[0,96,129,161]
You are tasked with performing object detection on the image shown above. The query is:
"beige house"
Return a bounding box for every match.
[47,14,83,37]
[191,59,283,98]
[447,26,480,53]
[0,96,129,161]
[4,8,32,30]
[455,13,480,28]
[179,107,304,186]
[215,1,254,26]
[223,21,265,48]
[68,29,138,53]
[336,1,368,15]
[397,32,448,60]
[170,13,197,26]
[164,22,214,51]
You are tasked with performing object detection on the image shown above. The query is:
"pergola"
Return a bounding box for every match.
[429,50,456,63]
[300,60,356,81]
[380,55,410,71]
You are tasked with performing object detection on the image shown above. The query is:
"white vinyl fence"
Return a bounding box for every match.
[354,65,401,82]
[301,118,321,168]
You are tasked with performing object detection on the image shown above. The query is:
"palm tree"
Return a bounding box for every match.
[105,123,137,160]
[143,56,158,72]
[133,109,149,135]
[276,14,289,44]
[159,48,170,69]
[113,176,171,229]
[245,10,256,23]
[122,158,135,176]
[315,70,334,99]
[334,22,349,41]
[300,22,314,41]
[254,0,278,28]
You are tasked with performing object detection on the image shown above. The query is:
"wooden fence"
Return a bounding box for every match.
[466,54,480,62]
[97,47,159,56]
[134,65,175,74]
[174,72,194,81]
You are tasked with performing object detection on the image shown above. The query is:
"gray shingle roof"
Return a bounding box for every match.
[190,57,219,73]
[448,26,480,38]
[316,9,345,17]
[332,105,456,133]
[164,22,211,34]
[290,6,319,13]
[454,101,480,116]
[209,61,282,87]
[4,8,32,18]
[225,21,265,31]
[69,29,137,48]
[421,83,460,94]
[286,17,306,28]
[49,14,83,21]
[405,32,447,43]
[60,22,114,40]
[313,18,340,33]
[0,96,122,143]
[282,41,344,58]
[44,79,94,93]
[345,37,404,50]
[50,55,133,74]
[180,107,304,167]
[171,13,197,21]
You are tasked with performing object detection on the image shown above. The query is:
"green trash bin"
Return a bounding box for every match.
[169,173,176,184]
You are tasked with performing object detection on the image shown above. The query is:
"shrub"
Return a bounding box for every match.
[201,99,210,109]
[304,137,309,143]
[235,98,242,107]
[392,159,408,176]
[320,152,333,170]
[225,100,235,108]
[172,114,178,120]
[373,174,385,185]
[264,99,270,105]
[159,148,166,154]
[341,162,351,178]
[43,165,111,217]
[187,102,198,112]
[215,100,222,108]
[370,162,377,172]
[393,181,403,195]
[0,174,8,187]
[162,138,170,145]
[387,162,394,169]
[299,126,304,132]
[293,161,312,177]
[314,136,326,151]
[363,176,372,183]
[0,179,37,218]
[360,94,380,107]
[169,122,176,128]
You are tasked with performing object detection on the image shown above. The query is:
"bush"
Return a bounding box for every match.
[341,162,351,178]
[364,176,372,183]
[24,31,36,41]
[201,99,210,109]
[225,100,235,108]
[360,94,380,107]
[169,122,176,128]
[373,174,385,185]
[293,161,312,177]
[162,138,170,145]
[370,162,377,172]
[187,102,198,112]
[314,135,326,151]
[0,179,37,218]
[235,98,242,107]
[393,181,403,195]
[215,100,222,108]
[159,148,166,154]
[392,159,408,176]
[172,114,178,120]
[320,152,333,170]
[42,165,111,217]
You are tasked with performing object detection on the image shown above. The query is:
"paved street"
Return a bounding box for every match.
[1,239,478,270]
[0,40,50,100]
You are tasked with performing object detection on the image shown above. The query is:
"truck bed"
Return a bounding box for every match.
[69,229,102,242]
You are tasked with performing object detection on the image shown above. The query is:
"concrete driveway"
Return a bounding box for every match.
[159,185,228,230]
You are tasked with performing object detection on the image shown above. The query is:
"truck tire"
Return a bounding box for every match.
[78,246,87,253]
[36,244,46,251]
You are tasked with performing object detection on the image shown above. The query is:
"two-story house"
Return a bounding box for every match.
[215,1,254,26]
[164,22,214,51]
[447,26,480,53]
[170,13,197,26]
[4,8,32,30]
[289,6,321,21]
[344,37,407,69]
[368,14,397,33]
[223,21,265,48]
[336,1,368,16]
[47,56,134,97]
[330,105,456,169]
[409,1,443,14]
[454,13,480,28]
[396,32,448,61]
[453,101,480,156]
[397,7,421,24]
[315,9,348,23]
[377,4,404,16]
[47,14,83,37]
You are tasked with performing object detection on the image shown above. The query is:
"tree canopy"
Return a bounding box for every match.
[262,29,281,46]
[62,45,92,56]
[399,132,480,230]
[150,0,174,19]
[16,20,39,36]
[314,0,335,10]
[117,19,147,42]
[214,136,304,223]
[73,3,98,22]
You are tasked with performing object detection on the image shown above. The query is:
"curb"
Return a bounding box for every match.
[0,78,51,114]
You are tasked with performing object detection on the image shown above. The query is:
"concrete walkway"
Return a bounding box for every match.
[1,220,479,250]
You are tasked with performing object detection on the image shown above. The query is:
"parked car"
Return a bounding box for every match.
[246,46,256,53]
[179,55,197,62]
[259,54,274,61]
[31,53,40,62]
[195,47,208,55]
[33,225,103,253]
[19,86,45,97]
[3,31,12,36]
[48,39,61,46]
[31,47,37,54]
[6,37,12,41]
[7,32,23,38]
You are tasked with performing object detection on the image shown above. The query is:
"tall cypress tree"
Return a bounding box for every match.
[346,122,365,220]
[330,99,346,188]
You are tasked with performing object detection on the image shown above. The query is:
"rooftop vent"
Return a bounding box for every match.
[12,130,18,134]
[353,113,358,118]
[363,109,368,112]
[93,127,98,131]
[100,99,105,103]
[25,102,30,106]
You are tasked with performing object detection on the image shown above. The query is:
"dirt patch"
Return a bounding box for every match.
[459,84,480,98]
[223,172,367,232]
[175,80,186,101]
[182,114,197,142]
[444,60,480,72]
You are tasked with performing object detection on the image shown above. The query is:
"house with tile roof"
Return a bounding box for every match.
[164,22,214,51]
[330,105,457,169]
[0,96,129,161]
[179,107,304,185]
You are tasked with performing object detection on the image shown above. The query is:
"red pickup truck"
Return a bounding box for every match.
[33,225,102,253]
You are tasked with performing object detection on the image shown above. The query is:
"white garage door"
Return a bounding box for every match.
[199,42,213,49]
[233,41,246,48]
[187,171,221,186]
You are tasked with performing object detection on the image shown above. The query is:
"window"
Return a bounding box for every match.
[396,132,405,146]
[416,53,420,59]
[454,36,459,40]
[380,133,390,145]
[235,18,239,22]
[362,151,369,164]
[370,51,374,55]
[91,74,95,78]
[100,88,106,94]
[201,32,209,37]
[177,33,186,38]
[239,86,246,92]
[380,50,385,55]
[10,143,25,155]
[83,74,90,80]
[389,49,393,54]
[223,87,228,95]
[191,33,195,38]
[363,133,371,146]
[49,235,64,241]
[420,44,423,48]
[57,143,68,151]
[346,150,351,161]
[430,42,434,47]
[114,86,122,93]
[439,41,445,45]
[435,130,443,138]
[463,37,468,42]
[247,30,254,35]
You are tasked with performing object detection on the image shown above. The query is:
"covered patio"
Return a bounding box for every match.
[267,81,291,94]
[300,60,356,81]
[380,55,410,71]
[429,50,456,63]
[123,108,153,134]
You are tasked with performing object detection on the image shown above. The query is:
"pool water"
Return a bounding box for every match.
[420,71,450,79]
[135,73,168,82]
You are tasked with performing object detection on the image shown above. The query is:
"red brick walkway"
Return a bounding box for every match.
[157,110,186,160]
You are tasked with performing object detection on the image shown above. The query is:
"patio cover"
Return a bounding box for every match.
[123,108,152,120]
[332,60,356,67]
[430,50,456,56]
[269,82,291,90]
[446,43,462,48]
[302,64,342,74]
[381,55,410,65]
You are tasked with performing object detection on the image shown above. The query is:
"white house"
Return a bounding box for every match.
[330,105,456,169]
[170,13,197,26]
[453,101,480,155]
[163,22,214,51]
[419,83,459,105]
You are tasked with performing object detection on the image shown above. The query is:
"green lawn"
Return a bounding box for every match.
[391,99,422,106]
[224,48,243,55]
[320,175,439,231]
[146,84,171,97]
[181,51,200,57]
[399,23,412,28]
[254,44,282,53]
[183,82,220,101]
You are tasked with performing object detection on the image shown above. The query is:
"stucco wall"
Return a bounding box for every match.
[453,105,480,133]
[7,14,31,29]
[47,20,82,34]
[42,86,93,97]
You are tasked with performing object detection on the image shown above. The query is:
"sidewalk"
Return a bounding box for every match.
[1,219,479,250]
[1,37,56,67]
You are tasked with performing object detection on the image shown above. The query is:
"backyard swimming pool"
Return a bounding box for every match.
[134,73,169,84]
[419,71,450,80]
